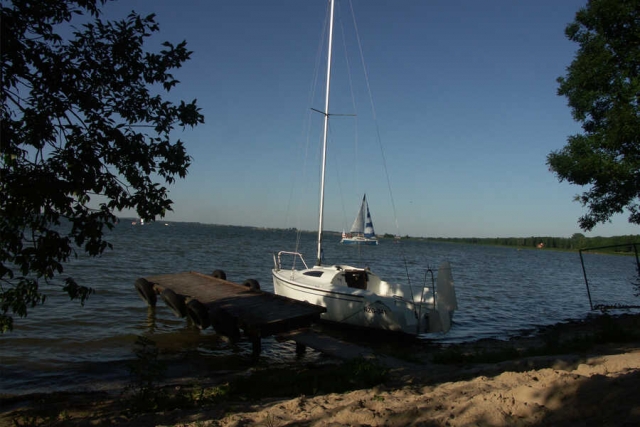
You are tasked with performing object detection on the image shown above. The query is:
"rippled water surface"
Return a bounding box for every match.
[1,222,637,394]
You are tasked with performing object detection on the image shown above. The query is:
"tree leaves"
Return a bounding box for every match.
[0,0,203,331]
[548,0,640,232]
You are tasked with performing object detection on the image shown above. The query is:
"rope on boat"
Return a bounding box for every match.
[347,0,400,237]
[345,0,414,292]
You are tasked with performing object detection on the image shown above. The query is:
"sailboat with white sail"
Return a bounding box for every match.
[341,194,378,245]
[272,0,457,335]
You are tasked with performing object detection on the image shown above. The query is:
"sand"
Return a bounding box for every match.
[2,314,640,426]
[207,350,640,427]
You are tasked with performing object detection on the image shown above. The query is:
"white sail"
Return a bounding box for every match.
[343,194,377,245]
[363,200,376,238]
[349,196,367,233]
[349,195,376,237]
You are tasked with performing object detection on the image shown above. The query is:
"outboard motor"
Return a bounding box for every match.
[426,261,458,333]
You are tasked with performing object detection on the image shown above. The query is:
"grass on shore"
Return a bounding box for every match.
[121,313,640,415]
[122,335,389,415]
[432,313,640,365]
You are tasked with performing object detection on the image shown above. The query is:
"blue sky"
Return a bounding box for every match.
[100,0,638,238]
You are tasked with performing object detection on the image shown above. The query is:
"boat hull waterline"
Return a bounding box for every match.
[340,236,379,245]
[272,255,457,335]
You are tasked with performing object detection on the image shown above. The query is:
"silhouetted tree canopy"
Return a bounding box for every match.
[547,0,640,232]
[0,0,204,332]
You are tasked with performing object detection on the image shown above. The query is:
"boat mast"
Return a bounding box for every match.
[316,0,335,266]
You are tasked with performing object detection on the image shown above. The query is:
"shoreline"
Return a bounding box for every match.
[2,312,640,426]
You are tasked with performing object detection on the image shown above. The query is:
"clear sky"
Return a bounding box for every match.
[100,0,638,238]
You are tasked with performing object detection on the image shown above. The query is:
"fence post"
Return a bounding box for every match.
[579,249,594,310]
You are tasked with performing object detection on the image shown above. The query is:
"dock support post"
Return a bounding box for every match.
[296,342,306,355]
[251,336,262,360]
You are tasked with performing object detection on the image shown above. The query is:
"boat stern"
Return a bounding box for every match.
[422,261,457,333]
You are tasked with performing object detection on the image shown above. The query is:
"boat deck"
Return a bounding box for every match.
[136,271,326,356]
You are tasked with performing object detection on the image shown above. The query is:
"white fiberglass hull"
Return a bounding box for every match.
[271,258,457,336]
[340,236,379,245]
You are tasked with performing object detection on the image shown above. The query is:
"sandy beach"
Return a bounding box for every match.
[209,350,640,427]
[2,313,639,426]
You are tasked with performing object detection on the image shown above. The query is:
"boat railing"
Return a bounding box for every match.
[274,251,309,271]
[392,294,418,308]
[415,268,436,326]
[392,292,432,309]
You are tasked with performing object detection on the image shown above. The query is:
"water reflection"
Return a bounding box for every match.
[144,307,157,333]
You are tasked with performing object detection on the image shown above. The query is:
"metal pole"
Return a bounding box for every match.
[316,0,335,266]
[579,249,594,310]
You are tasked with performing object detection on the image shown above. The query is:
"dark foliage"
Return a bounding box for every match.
[0,0,204,331]
[547,0,640,232]
[425,234,640,252]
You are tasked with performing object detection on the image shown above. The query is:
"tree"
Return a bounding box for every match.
[0,0,204,332]
[547,0,640,231]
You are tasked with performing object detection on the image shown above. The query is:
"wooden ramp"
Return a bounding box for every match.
[134,271,326,356]
[278,328,418,370]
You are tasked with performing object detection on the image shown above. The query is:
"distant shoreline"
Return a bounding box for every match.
[119,218,640,246]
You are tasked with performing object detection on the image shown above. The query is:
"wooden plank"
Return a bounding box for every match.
[278,328,375,360]
[143,271,325,335]
[145,271,246,302]
[278,328,417,369]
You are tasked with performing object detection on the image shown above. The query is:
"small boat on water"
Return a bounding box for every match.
[272,0,457,336]
[340,194,379,246]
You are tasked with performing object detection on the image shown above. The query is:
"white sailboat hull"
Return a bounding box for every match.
[272,255,456,335]
[340,236,379,245]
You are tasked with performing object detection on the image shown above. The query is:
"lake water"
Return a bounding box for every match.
[1,222,638,395]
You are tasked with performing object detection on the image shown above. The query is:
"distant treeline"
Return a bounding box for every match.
[413,234,640,253]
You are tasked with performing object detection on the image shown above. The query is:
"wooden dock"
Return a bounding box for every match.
[134,271,326,356]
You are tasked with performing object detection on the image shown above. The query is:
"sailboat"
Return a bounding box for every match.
[272,0,457,336]
[340,194,379,245]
